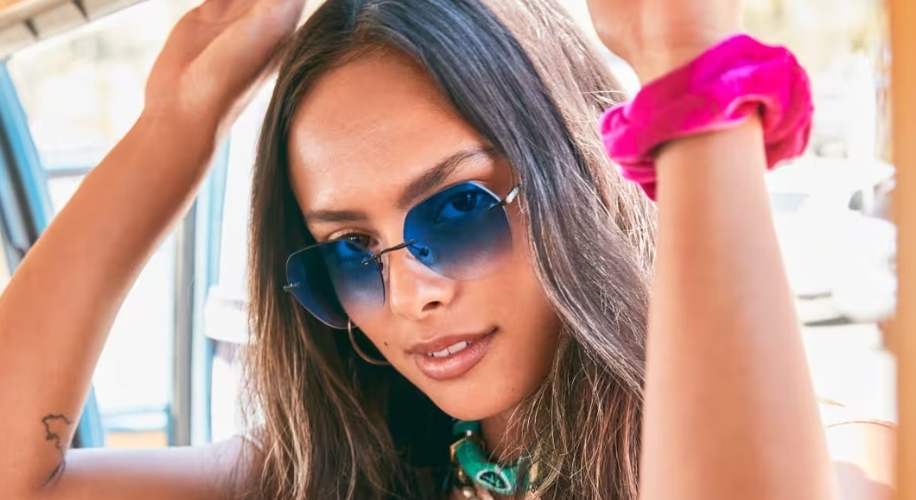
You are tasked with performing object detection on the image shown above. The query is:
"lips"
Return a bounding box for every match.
[410,327,497,380]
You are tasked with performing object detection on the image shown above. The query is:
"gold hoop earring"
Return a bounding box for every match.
[347,319,390,366]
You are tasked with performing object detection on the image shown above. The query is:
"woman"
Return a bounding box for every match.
[0,0,894,499]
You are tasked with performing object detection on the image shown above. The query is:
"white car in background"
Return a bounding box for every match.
[766,158,896,324]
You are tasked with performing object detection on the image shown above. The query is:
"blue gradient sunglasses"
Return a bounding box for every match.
[283,182,521,329]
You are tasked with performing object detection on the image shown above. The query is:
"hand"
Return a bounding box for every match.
[144,0,307,134]
[586,0,743,82]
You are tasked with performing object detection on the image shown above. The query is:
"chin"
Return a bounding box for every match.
[435,401,501,422]
[422,376,529,423]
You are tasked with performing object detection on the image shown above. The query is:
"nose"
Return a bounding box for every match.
[384,246,457,322]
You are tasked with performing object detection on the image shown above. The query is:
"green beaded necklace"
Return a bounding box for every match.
[450,420,534,497]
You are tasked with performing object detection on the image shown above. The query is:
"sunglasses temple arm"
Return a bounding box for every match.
[490,184,521,210]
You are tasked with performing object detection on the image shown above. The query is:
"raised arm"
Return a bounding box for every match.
[644,119,833,499]
[588,1,835,499]
[0,0,305,498]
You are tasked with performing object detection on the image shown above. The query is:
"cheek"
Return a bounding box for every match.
[506,263,563,369]
[352,315,398,353]
[504,207,548,306]
[489,211,563,368]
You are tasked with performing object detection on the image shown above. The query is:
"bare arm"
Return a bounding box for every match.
[0,116,216,497]
[0,0,304,497]
[640,118,834,499]
[587,1,836,496]
[40,437,260,500]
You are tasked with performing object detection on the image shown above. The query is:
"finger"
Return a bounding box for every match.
[195,0,260,24]
[189,0,307,106]
[156,5,230,68]
[208,0,307,71]
[248,0,309,34]
[155,0,269,73]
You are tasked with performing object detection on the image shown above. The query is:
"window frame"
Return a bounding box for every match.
[176,143,229,446]
[0,232,9,284]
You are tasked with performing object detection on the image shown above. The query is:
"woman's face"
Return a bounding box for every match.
[287,51,562,421]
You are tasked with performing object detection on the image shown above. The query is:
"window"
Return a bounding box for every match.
[206,84,275,442]
[6,0,196,448]
[769,192,810,214]
[746,0,895,423]
[745,0,888,160]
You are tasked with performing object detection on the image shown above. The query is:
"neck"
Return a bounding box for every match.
[479,406,521,463]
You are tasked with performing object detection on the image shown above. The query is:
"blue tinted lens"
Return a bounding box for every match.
[404,183,512,281]
[285,239,384,329]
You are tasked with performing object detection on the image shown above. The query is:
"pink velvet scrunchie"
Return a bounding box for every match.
[599,34,814,200]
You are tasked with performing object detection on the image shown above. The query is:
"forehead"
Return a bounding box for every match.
[287,51,492,215]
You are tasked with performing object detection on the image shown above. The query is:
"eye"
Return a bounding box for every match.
[337,233,373,250]
[327,233,376,267]
[434,190,487,223]
[336,233,386,273]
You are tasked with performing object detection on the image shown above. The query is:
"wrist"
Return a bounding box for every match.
[134,110,221,165]
[631,50,704,84]
[629,36,738,83]
[600,34,814,201]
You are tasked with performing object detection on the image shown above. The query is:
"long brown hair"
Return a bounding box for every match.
[243,0,655,498]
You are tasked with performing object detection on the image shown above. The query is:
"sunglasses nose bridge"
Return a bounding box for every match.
[382,240,459,322]
[364,239,441,290]
[362,238,419,265]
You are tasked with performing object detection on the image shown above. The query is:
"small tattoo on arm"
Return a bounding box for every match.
[41,414,72,486]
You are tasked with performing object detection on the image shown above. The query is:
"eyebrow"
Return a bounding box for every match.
[397,147,495,210]
[304,147,496,224]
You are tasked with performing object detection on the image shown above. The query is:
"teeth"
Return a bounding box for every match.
[448,341,470,354]
[427,340,472,358]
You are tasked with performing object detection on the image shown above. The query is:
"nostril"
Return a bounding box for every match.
[422,300,443,312]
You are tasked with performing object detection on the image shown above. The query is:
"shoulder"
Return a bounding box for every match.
[820,402,895,500]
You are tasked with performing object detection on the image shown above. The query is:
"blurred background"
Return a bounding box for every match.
[0,0,896,447]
